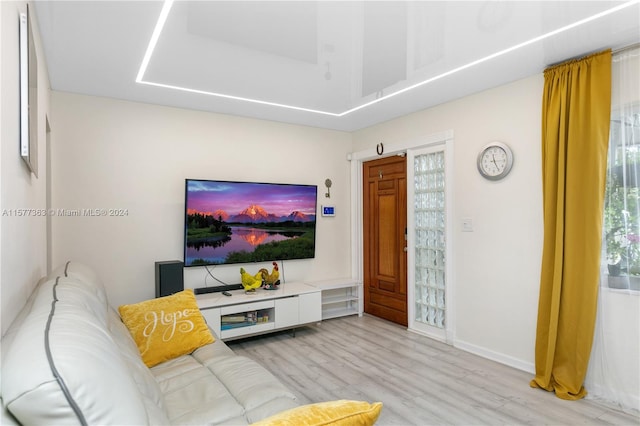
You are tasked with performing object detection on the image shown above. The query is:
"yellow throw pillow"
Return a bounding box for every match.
[118,289,214,367]
[251,400,383,426]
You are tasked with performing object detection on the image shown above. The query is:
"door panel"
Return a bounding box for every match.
[370,291,406,311]
[377,193,396,276]
[363,155,407,326]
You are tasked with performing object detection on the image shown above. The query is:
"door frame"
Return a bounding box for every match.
[349,130,454,339]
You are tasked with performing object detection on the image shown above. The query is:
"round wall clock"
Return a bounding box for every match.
[477,142,514,180]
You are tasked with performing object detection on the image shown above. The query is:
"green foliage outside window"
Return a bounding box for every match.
[604,140,640,277]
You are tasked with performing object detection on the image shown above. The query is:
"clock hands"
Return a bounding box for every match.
[492,154,500,170]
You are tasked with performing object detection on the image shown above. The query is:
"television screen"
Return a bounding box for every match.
[184,179,317,266]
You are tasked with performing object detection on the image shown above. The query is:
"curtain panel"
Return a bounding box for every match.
[585,45,640,412]
[531,50,612,400]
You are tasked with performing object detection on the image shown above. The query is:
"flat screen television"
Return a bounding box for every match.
[184,179,317,267]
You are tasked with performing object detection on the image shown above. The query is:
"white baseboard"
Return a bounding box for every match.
[454,339,535,374]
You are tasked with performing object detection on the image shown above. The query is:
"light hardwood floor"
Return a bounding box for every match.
[227,314,640,426]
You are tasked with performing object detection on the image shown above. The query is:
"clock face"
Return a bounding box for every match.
[477,142,513,180]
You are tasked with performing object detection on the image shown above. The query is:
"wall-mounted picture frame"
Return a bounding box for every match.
[19,5,38,176]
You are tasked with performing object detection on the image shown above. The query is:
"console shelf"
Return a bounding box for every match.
[307,278,362,320]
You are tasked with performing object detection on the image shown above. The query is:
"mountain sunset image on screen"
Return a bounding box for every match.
[184,179,317,266]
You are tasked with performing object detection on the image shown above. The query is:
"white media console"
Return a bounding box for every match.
[196,282,322,341]
[196,278,362,341]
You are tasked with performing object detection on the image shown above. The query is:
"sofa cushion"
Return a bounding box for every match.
[151,353,246,424]
[245,397,301,424]
[251,400,383,426]
[119,289,215,367]
[150,342,299,425]
[2,274,165,425]
[208,355,299,413]
[151,346,298,425]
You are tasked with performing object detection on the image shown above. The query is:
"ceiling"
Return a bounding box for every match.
[34,1,640,132]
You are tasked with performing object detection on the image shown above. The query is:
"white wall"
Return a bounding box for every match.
[353,75,544,371]
[50,92,353,309]
[1,1,51,335]
[50,76,544,371]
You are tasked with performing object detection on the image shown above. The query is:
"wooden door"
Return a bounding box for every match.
[363,155,407,326]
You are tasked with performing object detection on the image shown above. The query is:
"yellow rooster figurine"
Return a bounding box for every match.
[240,267,263,293]
[260,262,280,290]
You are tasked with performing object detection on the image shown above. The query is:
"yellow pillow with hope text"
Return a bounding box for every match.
[118,289,214,367]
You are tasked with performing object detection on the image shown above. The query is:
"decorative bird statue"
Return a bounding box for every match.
[239,268,263,293]
[260,262,280,290]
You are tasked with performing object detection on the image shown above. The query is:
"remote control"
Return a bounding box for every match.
[222,291,232,296]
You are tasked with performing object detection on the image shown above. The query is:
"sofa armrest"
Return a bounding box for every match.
[1,398,20,426]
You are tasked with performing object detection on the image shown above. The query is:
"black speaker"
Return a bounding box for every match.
[155,261,184,298]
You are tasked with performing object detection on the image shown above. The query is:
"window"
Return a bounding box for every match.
[407,139,453,343]
[602,48,640,291]
[587,47,639,412]
[413,149,446,329]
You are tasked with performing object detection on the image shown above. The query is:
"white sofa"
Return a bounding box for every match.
[1,261,299,425]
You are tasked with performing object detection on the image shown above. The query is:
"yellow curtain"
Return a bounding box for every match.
[530,50,611,400]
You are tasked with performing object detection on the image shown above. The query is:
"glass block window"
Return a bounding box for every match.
[413,151,446,328]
